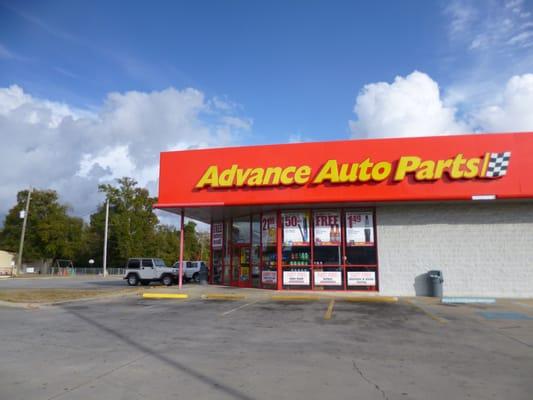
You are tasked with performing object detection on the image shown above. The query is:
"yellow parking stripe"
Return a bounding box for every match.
[324,299,335,320]
[404,299,447,324]
[142,293,189,300]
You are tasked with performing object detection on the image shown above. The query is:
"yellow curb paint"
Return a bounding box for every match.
[324,299,335,320]
[142,293,189,300]
[270,295,323,301]
[201,294,246,301]
[404,299,448,324]
[341,296,398,303]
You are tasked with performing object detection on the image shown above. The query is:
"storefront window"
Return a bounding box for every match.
[313,209,341,265]
[344,210,377,290]
[223,220,231,285]
[261,212,277,288]
[211,222,223,284]
[212,207,378,291]
[251,214,261,288]
[232,216,251,244]
[346,246,377,265]
[345,210,376,265]
[282,211,311,289]
[282,211,310,263]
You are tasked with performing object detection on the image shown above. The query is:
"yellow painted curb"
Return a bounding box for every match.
[341,296,398,303]
[271,295,323,301]
[201,294,246,301]
[142,293,189,300]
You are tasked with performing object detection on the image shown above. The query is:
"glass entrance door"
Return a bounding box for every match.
[232,246,252,287]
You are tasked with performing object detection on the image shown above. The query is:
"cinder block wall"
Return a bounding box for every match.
[376,202,533,298]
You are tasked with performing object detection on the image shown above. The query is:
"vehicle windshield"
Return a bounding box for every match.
[154,258,167,267]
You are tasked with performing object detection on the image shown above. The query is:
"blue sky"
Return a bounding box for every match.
[1,0,533,219]
[0,1,447,142]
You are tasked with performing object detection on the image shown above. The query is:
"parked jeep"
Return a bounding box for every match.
[123,258,179,286]
[172,260,207,283]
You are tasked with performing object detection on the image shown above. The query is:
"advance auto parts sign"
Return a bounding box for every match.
[194,152,511,189]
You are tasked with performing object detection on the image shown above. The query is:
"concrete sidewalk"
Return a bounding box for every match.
[140,284,398,302]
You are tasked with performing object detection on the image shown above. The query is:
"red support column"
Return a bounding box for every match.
[178,208,185,289]
[276,210,282,291]
[209,218,213,285]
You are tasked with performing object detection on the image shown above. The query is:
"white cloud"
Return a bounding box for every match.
[0,85,251,222]
[507,31,533,46]
[445,1,477,37]
[220,116,252,130]
[350,71,533,139]
[445,0,533,51]
[349,71,468,139]
[473,73,533,132]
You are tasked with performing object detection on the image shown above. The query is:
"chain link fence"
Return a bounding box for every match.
[49,267,125,276]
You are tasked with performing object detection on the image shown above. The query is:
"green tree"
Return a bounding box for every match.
[88,177,160,268]
[153,224,180,266]
[151,222,207,266]
[0,189,84,263]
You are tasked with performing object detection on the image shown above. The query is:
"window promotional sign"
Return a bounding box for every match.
[348,271,376,286]
[262,270,277,284]
[282,212,310,246]
[314,210,341,246]
[283,270,310,285]
[346,211,374,246]
[314,271,342,285]
[261,212,277,246]
[212,222,223,250]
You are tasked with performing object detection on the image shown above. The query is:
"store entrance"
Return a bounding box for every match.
[232,245,252,287]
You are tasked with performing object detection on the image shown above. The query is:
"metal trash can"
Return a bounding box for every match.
[428,270,443,298]
[199,264,208,286]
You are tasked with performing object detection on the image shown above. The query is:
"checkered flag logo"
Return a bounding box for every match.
[485,151,511,178]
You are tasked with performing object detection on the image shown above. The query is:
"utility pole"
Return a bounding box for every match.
[102,197,110,277]
[178,209,185,289]
[16,187,32,276]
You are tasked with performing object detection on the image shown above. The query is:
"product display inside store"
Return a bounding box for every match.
[210,208,378,291]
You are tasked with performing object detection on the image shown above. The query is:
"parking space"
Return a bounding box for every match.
[1,294,532,400]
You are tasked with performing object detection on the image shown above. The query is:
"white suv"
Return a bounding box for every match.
[172,261,207,283]
[123,258,179,286]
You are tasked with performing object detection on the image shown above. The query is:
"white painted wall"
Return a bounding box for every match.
[0,250,15,275]
[376,202,533,298]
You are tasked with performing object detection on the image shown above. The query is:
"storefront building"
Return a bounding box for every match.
[155,132,533,297]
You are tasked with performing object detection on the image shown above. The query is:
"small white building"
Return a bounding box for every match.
[0,250,16,276]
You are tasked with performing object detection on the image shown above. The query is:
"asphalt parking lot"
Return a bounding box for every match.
[0,288,532,400]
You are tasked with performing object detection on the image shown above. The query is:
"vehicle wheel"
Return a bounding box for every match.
[127,274,139,286]
[140,280,150,286]
[192,272,200,283]
[161,274,173,286]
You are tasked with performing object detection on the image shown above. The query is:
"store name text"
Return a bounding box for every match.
[195,152,510,189]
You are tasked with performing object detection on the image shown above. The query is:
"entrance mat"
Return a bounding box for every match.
[478,311,533,321]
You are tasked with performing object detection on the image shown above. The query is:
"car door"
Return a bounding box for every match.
[140,259,156,280]
[186,261,195,278]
